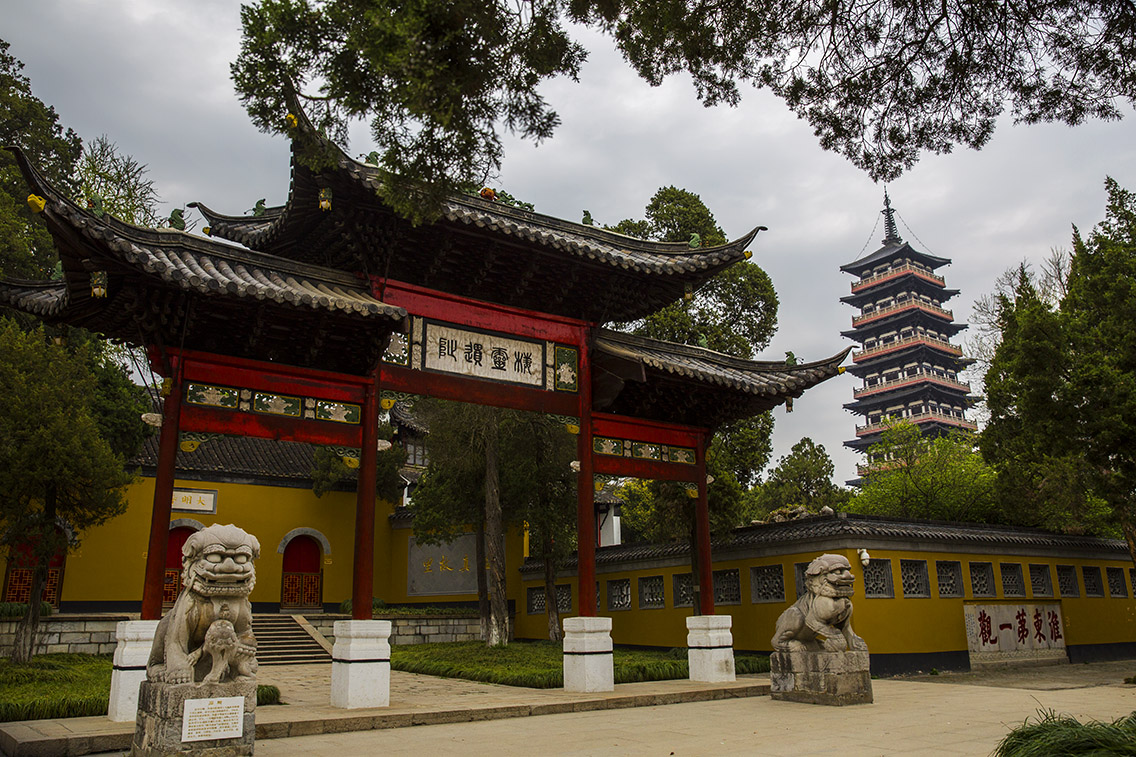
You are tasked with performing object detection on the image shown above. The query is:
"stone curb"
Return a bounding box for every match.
[0,682,770,756]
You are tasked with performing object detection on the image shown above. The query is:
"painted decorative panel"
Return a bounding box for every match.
[593,437,625,457]
[383,332,410,366]
[185,383,239,409]
[313,400,361,424]
[553,346,578,392]
[252,392,301,417]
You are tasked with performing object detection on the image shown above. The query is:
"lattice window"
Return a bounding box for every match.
[1000,563,1026,598]
[302,574,322,607]
[607,578,631,611]
[281,573,303,606]
[936,561,963,598]
[638,575,664,609]
[1082,566,1105,597]
[162,569,182,604]
[900,560,930,598]
[713,569,741,605]
[1130,568,1136,596]
[527,586,546,614]
[3,569,32,604]
[750,565,785,603]
[1056,565,1079,597]
[794,562,810,599]
[673,573,694,607]
[864,559,894,598]
[1106,567,1128,598]
[1029,564,1054,597]
[556,584,572,612]
[970,562,995,597]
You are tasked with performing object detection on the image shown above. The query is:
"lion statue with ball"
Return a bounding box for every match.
[147,524,259,685]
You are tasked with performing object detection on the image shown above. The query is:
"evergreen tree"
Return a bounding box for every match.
[0,324,135,661]
[753,437,850,516]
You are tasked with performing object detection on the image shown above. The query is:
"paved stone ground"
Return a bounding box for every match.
[251,666,1136,757]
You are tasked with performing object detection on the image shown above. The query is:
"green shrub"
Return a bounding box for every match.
[0,654,110,721]
[337,597,387,614]
[389,640,770,688]
[0,602,52,618]
[993,709,1136,756]
[256,684,281,706]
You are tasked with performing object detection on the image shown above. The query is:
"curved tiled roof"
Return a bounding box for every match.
[521,512,1129,572]
[132,435,318,483]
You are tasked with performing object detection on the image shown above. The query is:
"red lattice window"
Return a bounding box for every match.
[301,574,322,607]
[163,569,182,604]
[281,573,303,607]
[3,568,62,607]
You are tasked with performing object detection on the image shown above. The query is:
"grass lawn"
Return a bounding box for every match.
[391,639,771,688]
[0,655,281,722]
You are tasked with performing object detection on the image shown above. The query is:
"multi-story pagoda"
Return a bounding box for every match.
[841,194,976,478]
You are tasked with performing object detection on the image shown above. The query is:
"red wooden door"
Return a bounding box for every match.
[2,535,66,608]
[281,535,322,610]
[163,527,196,604]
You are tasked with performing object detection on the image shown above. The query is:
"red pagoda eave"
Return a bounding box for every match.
[856,412,978,436]
[852,336,963,362]
[851,300,954,327]
[853,375,971,399]
[850,264,945,293]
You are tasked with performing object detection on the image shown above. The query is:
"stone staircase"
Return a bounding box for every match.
[253,614,332,666]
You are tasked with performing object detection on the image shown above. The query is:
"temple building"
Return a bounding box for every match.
[840,195,976,480]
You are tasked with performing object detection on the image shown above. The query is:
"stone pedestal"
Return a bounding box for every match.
[108,620,159,722]
[770,650,873,706]
[686,615,735,683]
[130,680,256,756]
[563,616,613,692]
[331,620,391,709]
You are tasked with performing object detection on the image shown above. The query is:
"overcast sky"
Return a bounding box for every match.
[6,1,1135,484]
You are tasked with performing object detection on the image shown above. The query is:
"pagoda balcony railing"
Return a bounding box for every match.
[852,299,953,327]
[852,334,963,362]
[851,263,945,293]
[855,410,978,436]
[853,372,971,398]
[856,460,901,476]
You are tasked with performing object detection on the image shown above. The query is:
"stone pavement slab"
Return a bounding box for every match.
[248,676,1136,757]
[0,666,770,757]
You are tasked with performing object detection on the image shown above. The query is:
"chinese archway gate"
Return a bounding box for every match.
[1,108,846,624]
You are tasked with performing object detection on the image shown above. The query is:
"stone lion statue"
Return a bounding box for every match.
[771,553,867,653]
[147,524,259,684]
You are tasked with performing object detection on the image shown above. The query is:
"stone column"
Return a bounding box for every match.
[563,616,613,692]
[686,615,735,683]
[108,620,159,721]
[331,620,391,709]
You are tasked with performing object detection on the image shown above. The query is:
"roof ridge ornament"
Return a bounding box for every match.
[881,189,902,245]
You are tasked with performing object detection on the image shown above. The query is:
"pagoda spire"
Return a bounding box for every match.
[881,189,902,244]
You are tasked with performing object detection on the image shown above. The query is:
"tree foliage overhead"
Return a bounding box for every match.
[0,39,82,279]
[848,420,999,524]
[74,136,163,227]
[233,1,1136,217]
[981,178,1136,560]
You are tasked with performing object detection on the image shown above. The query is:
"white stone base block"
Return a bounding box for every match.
[686,615,735,683]
[108,620,159,722]
[331,620,392,709]
[563,616,613,692]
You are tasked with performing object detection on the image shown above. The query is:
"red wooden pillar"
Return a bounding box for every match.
[695,434,714,616]
[351,371,380,620]
[576,340,597,617]
[141,358,183,620]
